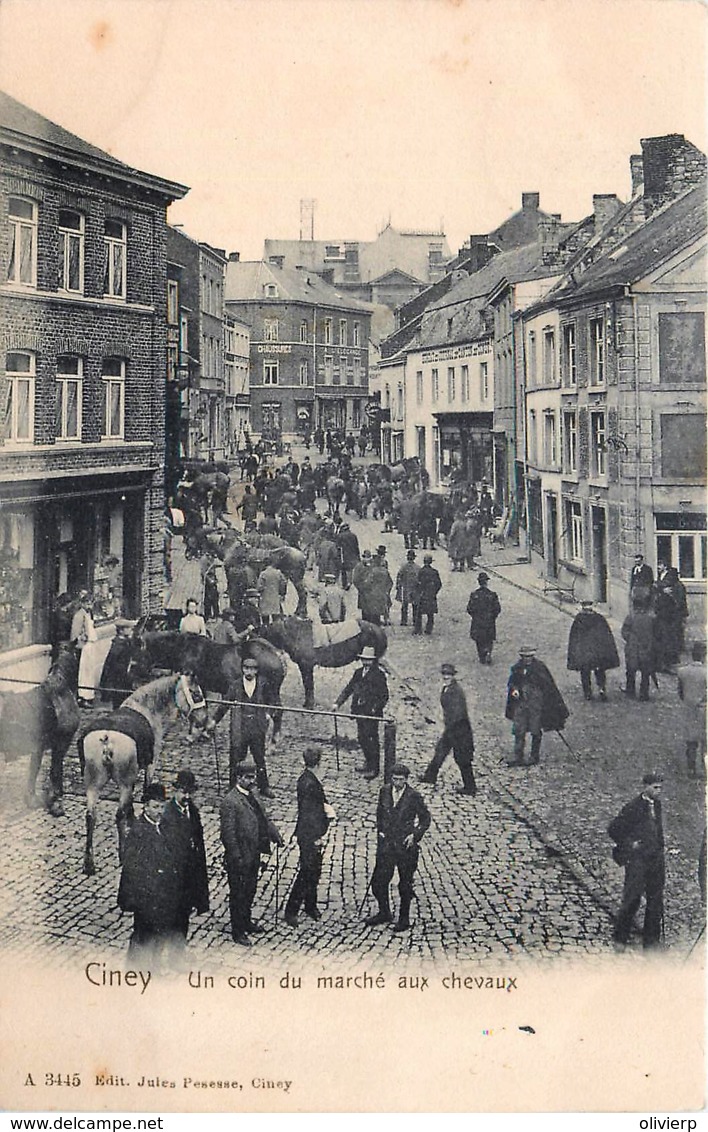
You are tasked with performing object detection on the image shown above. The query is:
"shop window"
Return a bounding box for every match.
[656,512,707,581]
[0,510,35,650]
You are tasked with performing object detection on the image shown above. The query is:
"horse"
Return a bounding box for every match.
[259,617,387,708]
[130,630,288,738]
[0,645,80,817]
[78,673,208,876]
[223,533,308,616]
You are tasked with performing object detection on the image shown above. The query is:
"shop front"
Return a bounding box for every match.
[434,412,493,486]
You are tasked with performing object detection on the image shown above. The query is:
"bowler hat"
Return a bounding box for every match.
[406,550,417,560]
[175,769,197,791]
[358,646,377,661]
[234,761,257,777]
[477,572,489,584]
[519,644,536,656]
[244,588,260,598]
[376,545,387,555]
[441,663,457,675]
[362,550,372,559]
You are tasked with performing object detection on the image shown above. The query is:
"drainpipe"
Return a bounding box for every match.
[631,292,642,554]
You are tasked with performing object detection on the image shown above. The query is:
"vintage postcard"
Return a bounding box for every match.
[0,0,706,1116]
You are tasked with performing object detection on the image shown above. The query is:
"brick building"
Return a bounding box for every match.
[0,90,187,670]
[225,258,372,443]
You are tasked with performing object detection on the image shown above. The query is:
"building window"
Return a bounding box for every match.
[656,513,707,581]
[589,317,605,385]
[542,329,556,385]
[565,500,584,563]
[324,356,333,384]
[167,344,178,383]
[299,320,308,343]
[325,245,342,259]
[353,356,361,384]
[353,323,360,347]
[7,197,37,287]
[563,411,577,473]
[299,360,308,386]
[352,400,361,429]
[562,323,577,386]
[324,318,333,345]
[431,368,439,403]
[58,210,84,293]
[478,362,487,401]
[527,331,537,386]
[263,361,279,386]
[104,219,126,299]
[56,356,83,440]
[397,384,404,419]
[264,283,278,298]
[2,351,35,443]
[543,411,557,466]
[416,370,424,405]
[263,318,279,342]
[180,314,189,358]
[101,358,125,438]
[385,385,391,411]
[339,319,347,346]
[528,409,538,464]
[167,280,179,324]
[447,367,456,402]
[658,312,706,384]
[590,410,606,477]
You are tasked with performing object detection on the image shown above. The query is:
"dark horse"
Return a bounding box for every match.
[131,630,288,736]
[260,617,387,708]
[0,645,80,817]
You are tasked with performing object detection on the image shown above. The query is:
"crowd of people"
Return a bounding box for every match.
[111,446,704,963]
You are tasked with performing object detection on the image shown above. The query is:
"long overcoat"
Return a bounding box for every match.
[567,610,620,671]
[505,657,569,732]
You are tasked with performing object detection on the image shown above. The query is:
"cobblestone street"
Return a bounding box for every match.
[0,489,705,977]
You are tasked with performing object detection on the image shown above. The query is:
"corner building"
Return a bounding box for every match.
[0,91,187,670]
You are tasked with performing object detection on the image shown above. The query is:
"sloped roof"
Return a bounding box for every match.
[425,241,551,311]
[551,178,707,302]
[418,297,492,349]
[0,89,188,200]
[225,259,373,312]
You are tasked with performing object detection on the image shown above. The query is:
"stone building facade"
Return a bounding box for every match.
[0,90,187,672]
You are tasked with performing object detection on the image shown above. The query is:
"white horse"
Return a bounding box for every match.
[79,673,207,875]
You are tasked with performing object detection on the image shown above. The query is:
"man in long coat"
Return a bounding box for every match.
[220,762,283,946]
[364,763,431,932]
[333,646,389,780]
[420,663,476,795]
[229,655,277,796]
[256,560,287,623]
[621,598,656,701]
[336,522,360,590]
[567,599,620,700]
[505,645,569,765]
[284,748,335,927]
[676,643,707,777]
[118,782,182,966]
[413,554,442,636]
[99,618,135,708]
[161,769,209,947]
[466,572,502,664]
[608,772,665,949]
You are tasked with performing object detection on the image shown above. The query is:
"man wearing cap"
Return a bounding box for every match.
[466,573,502,665]
[318,574,347,624]
[162,770,210,947]
[232,590,263,634]
[505,646,569,765]
[220,762,284,946]
[333,646,389,779]
[364,763,431,932]
[420,664,476,795]
[608,773,666,948]
[118,782,183,966]
[395,549,421,628]
[99,619,136,708]
[284,748,336,927]
[412,554,442,636]
[567,599,619,701]
[229,656,277,796]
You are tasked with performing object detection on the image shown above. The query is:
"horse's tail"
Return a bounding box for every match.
[98,733,114,770]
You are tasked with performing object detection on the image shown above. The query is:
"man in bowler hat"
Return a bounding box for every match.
[608,772,665,949]
[284,748,336,927]
[420,664,476,795]
[505,644,569,765]
[364,763,431,932]
[466,572,501,664]
[333,646,389,780]
[220,761,283,946]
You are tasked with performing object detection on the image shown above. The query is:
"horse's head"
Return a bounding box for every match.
[175,672,209,731]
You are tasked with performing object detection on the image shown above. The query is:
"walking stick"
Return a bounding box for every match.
[212,729,222,796]
[357,873,373,918]
[685,921,705,960]
[333,711,341,772]
[555,730,580,761]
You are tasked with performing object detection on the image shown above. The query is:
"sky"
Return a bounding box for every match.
[0,0,706,260]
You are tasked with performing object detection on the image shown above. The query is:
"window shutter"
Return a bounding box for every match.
[577,406,589,477]
[607,407,620,483]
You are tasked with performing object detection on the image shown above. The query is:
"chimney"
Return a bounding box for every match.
[629,155,644,195]
[538,215,562,265]
[593,194,623,230]
[522,192,540,210]
[465,234,496,272]
[641,134,707,215]
[228,251,240,262]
